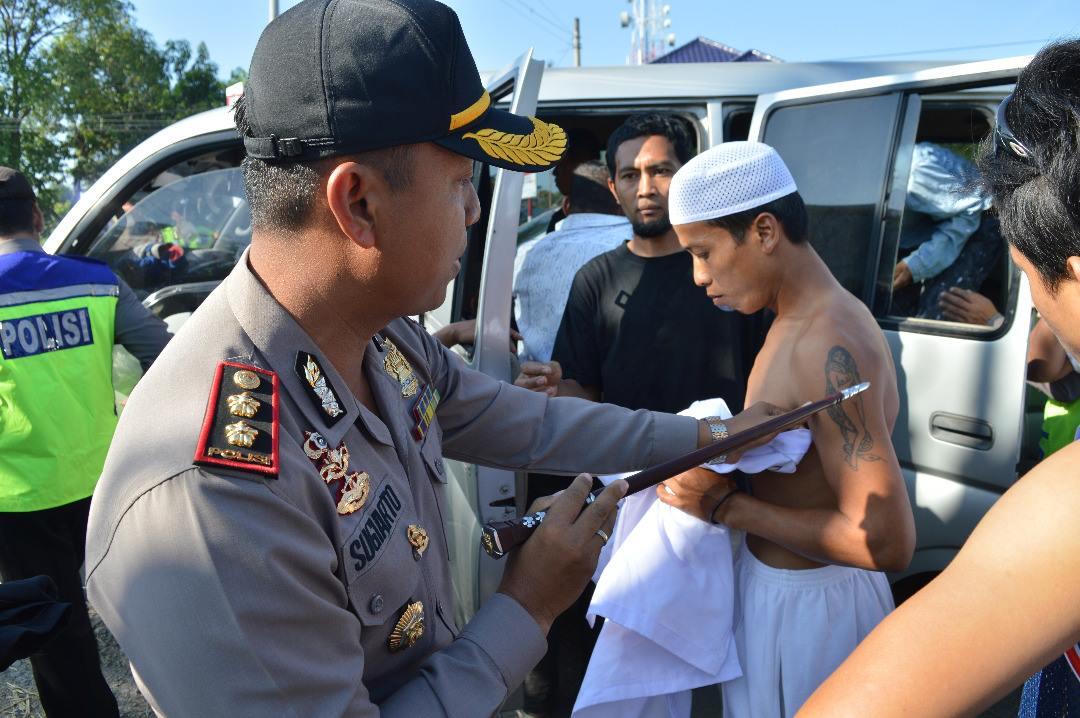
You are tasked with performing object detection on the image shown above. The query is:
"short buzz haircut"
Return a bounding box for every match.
[976,39,1080,293]
[232,94,415,233]
[0,199,35,236]
[605,113,695,176]
[706,192,809,245]
[567,160,620,215]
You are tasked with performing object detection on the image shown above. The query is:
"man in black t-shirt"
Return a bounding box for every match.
[524,113,765,414]
[516,113,766,718]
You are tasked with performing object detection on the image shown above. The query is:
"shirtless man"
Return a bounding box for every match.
[656,142,916,717]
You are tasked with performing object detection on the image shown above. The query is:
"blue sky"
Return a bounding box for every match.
[131,0,1080,78]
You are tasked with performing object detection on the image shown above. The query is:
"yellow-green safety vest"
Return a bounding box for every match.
[0,250,119,511]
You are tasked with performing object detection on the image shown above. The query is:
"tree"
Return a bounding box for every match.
[0,0,127,217]
[1,0,230,227]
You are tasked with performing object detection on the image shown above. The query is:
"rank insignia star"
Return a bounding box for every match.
[382,336,419,398]
[411,384,441,441]
[224,421,259,448]
[407,524,429,560]
[226,391,261,418]
[295,352,346,425]
[195,362,278,477]
[388,601,425,653]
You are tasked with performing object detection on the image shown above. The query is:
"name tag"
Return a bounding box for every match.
[349,484,404,573]
[0,308,94,360]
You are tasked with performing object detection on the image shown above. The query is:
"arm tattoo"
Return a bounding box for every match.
[824,345,881,469]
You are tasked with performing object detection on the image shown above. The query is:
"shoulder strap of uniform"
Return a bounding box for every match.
[194,361,279,478]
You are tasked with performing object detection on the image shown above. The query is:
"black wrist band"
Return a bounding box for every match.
[709,489,740,524]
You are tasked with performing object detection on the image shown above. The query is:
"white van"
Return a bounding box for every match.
[46,53,1033,624]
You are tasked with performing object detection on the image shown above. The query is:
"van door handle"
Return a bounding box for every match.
[929,412,994,451]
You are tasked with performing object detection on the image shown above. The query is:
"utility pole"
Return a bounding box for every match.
[269,0,279,22]
[573,17,581,67]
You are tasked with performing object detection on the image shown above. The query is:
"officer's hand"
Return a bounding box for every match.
[697,401,789,462]
[514,360,562,397]
[497,473,627,635]
[657,467,739,524]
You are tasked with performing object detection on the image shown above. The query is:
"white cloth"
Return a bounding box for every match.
[721,542,894,718]
[669,142,798,226]
[573,399,812,718]
[512,213,630,362]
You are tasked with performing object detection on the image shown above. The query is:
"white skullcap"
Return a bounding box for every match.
[669,141,798,226]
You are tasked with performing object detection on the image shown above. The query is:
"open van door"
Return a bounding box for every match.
[424,50,546,626]
[747,58,1032,591]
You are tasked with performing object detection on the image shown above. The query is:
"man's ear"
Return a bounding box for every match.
[754,212,781,254]
[325,161,384,249]
[562,195,572,216]
[1067,256,1080,283]
[608,178,619,205]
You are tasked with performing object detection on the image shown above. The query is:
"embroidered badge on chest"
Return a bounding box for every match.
[295,352,346,425]
[411,384,441,441]
[382,337,419,398]
[303,430,371,515]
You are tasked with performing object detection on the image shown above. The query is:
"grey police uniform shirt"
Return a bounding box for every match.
[0,238,171,370]
[85,251,698,717]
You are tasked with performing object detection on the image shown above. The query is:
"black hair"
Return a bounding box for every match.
[567,160,620,215]
[0,199,35,236]
[706,191,809,245]
[565,128,603,161]
[605,113,695,176]
[976,39,1080,293]
[232,94,414,234]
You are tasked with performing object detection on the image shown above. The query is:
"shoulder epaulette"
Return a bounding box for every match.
[194,361,279,478]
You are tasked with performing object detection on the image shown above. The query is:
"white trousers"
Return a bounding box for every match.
[721,542,894,718]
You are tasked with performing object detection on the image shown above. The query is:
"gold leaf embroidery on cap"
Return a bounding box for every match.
[388,601,425,652]
[462,117,567,168]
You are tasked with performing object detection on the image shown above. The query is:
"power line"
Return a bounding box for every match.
[503,0,568,37]
[826,38,1048,62]
[523,0,566,31]
[499,0,570,46]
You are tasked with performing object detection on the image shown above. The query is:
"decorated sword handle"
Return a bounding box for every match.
[481,478,605,559]
[481,510,546,558]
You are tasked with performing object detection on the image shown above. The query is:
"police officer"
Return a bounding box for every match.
[84,2,778,715]
[0,166,171,717]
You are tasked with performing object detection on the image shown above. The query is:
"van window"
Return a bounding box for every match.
[761,94,903,303]
[87,151,248,302]
[878,98,1012,334]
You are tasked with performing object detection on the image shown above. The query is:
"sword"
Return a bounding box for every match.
[480,382,871,559]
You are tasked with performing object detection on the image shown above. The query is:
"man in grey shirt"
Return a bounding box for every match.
[84,2,776,716]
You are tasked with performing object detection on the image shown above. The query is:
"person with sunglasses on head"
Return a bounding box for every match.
[797,40,1080,717]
